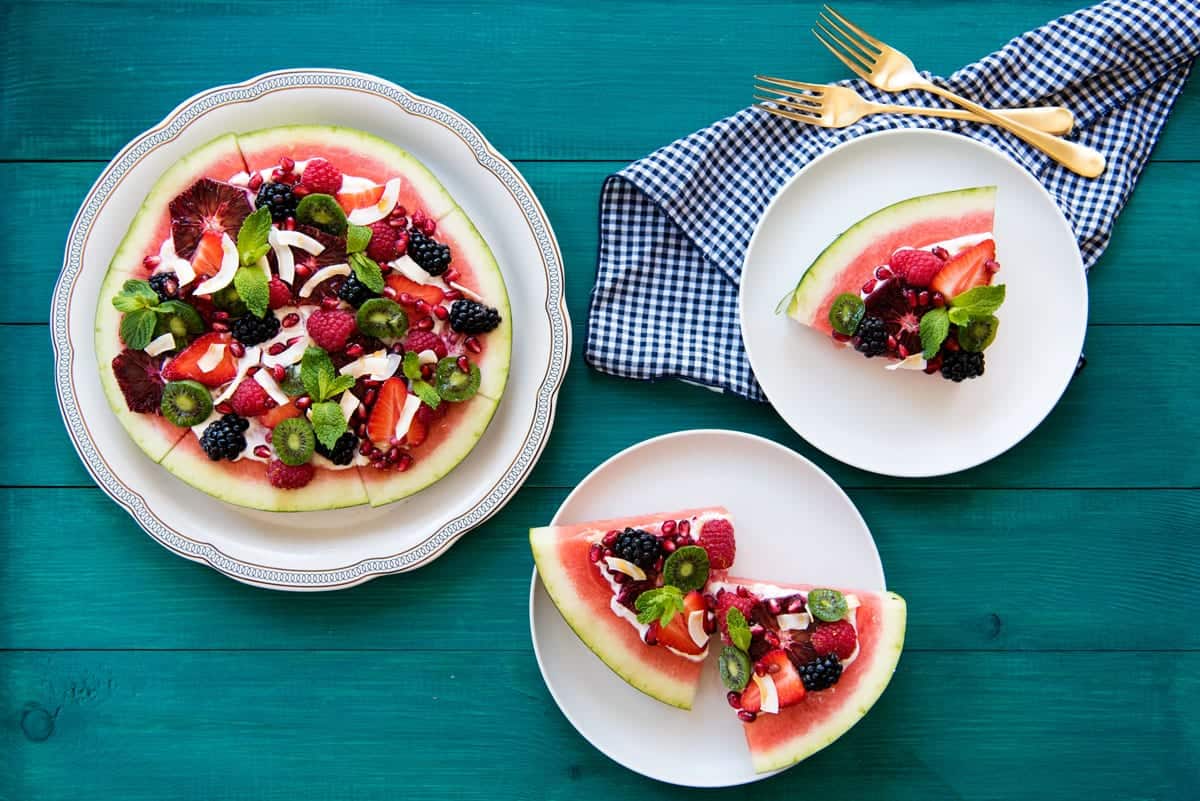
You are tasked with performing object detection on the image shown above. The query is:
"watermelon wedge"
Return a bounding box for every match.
[710,578,906,773]
[531,508,735,709]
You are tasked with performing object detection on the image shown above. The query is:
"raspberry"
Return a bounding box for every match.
[229,378,273,417]
[306,308,357,351]
[698,518,736,570]
[716,588,760,644]
[366,221,399,263]
[268,278,293,309]
[403,330,448,358]
[267,459,315,489]
[810,620,858,660]
[299,158,343,195]
[889,249,945,288]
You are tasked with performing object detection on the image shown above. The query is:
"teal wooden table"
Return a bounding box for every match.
[4,2,1198,798]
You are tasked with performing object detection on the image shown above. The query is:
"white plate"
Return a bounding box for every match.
[740,129,1087,477]
[51,70,570,590]
[529,430,883,786]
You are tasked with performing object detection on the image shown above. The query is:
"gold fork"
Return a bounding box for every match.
[755,77,1075,135]
[813,5,1105,177]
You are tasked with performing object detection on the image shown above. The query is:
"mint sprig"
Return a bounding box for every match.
[112,279,160,313]
[919,307,950,359]
[948,284,1006,326]
[300,346,357,402]
[401,351,441,408]
[349,252,385,293]
[635,586,686,627]
[236,206,272,267]
[346,224,372,254]
[725,607,752,652]
[112,279,203,349]
[310,401,348,451]
[233,266,269,318]
[120,309,159,350]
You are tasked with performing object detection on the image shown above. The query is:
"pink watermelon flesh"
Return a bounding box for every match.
[530,508,731,709]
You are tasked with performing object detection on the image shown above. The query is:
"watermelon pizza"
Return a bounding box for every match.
[96,126,510,512]
[530,509,906,772]
[780,187,1007,381]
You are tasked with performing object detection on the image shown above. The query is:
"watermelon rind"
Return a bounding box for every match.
[783,187,996,326]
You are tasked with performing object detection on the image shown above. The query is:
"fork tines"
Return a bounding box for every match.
[754,75,826,122]
[813,5,882,79]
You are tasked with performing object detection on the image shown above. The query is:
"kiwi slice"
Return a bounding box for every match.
[295,193,348,236]
[807,588,849,622]
[829,293,866,335]
[356,298,409,340]
[273,417,315,466]
[956,314,999,352]
[160,380,213,427]
[435,357,481,402]
[280,365,306,397]
[212,285,248,316]
[663,545,710,592]
[155,300,204,346]
[719,646,752,692]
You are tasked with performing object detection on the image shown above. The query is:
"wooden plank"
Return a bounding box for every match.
[1,1,1196,162]
[10,324,1200,488]
[12,159,1200,325]
[1,487,1195,651]
[1,650,1196,800]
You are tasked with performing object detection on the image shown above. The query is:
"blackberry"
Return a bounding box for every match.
[149,271,180,302]
[940,349,985,382]
[449,299,502,335]
[797,654,843,692]
[337,274,377,308]
[199,413,249,461]
[613,528,661,570]
[315,431,358,466]
[406,228,451,276]
[255,182,298,223]
[231,311,281,346]
[853,315,888,357]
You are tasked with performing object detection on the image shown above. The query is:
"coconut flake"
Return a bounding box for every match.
[391,254,436,285]
[144,332,176,357]
[159,237,196,287]
[339,390,360,421]
[885,353,926,371]
[273,229,324,254]
[211,347,262,404]
[391,393,423,444]
[449,281,485,303]
[196,343,227,373]
[752,673,780,715]
[417,349,439,366]
[253,369,290,406]
[687,610,710,649]
[269,229,295,284]
[228,171,251,187]
[262,336,310,368]
[371,353,402,381]
[298,263,351,297]
[347,177,401,225]
[339,350,389,379]
[193,234,240,295]
[776,612,811,631]
[845,594,861,609]
[602,556,647,581]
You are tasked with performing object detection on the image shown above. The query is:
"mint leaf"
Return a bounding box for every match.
[350,252,385,293]
[155,300,204,333]
[919,307,950,359]
[948,307,973,326]
[119,308,158,349]
[326,374,357,399]
[412,379,440,409]
[112,279,159,313]
[725,607,751,652]
[949,284,1006,316]
[301,347,337,402]
[234,266,270,318]
[237,207,272,267]
[310,401,348,451]
[634,586,685,627]
[346,224,372,254]
[402,351,422,381]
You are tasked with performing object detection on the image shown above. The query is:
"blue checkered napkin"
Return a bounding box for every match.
[587,0,1200,401]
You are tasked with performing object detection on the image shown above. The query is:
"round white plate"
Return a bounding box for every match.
[740,129,1087,477]
[529,430,883,786]
[52,70,570,590]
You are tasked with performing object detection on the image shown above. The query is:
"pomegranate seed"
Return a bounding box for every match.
[386,447,401,464]
[602,530,620,547]
[660,519,676,536]
[679,520,691,535]
[285,217,296,231]
[267,342,286,356]
[918,290,930,306]
[603,547,614,557]
[359,442,372,456]
[415,317,434,331]
[295,263,312,279]
[253,445,271,459]
[749,624,765,637]
[292,185,310,198]
[886,335,897,351]
[387,217,406,229]
[457,356,470,373]
[346,343,364,358]
[862,278,877,294]
[364,389,378,407]
[383,286,399,300]
[588,544,602,563]
[143,254,161,270]
[738,710,757,723]
[399,293,415,305]
[369,447,382,459]
[767,662,781,674]
[754,662,767,677]
[653,556,664,572]
[356,423,368,438]
[874,266,893,280]
[433,305,449,320]
[211,321,229,333]
[279,156,295,172]
[727,691,742,709]
[676,534,693,546]
[644,628,658,646]
[246,365,260,376]
[282,313,300,328]
[247,173,263,191]
[703,612,716,634]
[736,584,749,598]
[394,206,408,219]
[945,338,959,351]
[465,337,482,354]
[766,598,783,615]
[704,593,717,610]
[832,331,851,343]
[661,539,677,553]
[363,379,381,389]
[216,402,233,415]
[898,343,910,359]
[397,454,413,472]
[227,341,244,358]
[421,219,436,236]
[443,290,462,301]
[612,573,627,585]
[321,295,340,310]
[415,300,430,315]
[443,267,460,283]
[985,258,1001,273]
[933,292,946,307]
[354,406,367,421]
[932,246,950,260]
[212,310,230,321]
[270,365,286,382]
[420,364,435,380]
[295,396,312,410]
[272,168,285,182]
[787,596,806,613]
[905,290,918,308]
[765,631,781,648]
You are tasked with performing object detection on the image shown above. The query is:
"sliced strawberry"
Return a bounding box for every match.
[161,332,236,387]
[405,403,432,448]
[387,273,445,306]
[653,591,707,656]
[336,184,384,213]
[930,239,996,299]
[760,649,806,707]
[740,679,762,713]
[258,400,301,429]
[190,230,226,280]
[366,377,407,447]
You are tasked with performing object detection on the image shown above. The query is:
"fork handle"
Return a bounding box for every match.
[873,103,1074,136]
[913,80,1105,177]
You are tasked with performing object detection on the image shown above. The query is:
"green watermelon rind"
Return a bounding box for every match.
[783,187,997,323]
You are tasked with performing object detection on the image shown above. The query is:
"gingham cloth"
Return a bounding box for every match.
[586,0,1200,401]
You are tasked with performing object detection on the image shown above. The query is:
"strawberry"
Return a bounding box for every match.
[930,239,996,298]
[405,403,434,448]
[366,377,407,447]
[268,277,293,309]
[650,590,707,656]
[889,248,945,288]
[387,273,445,306]
[161,333,236,387]
[229,378,273,417]
[810,619,858,660]
[715,588,760,644]
[190,230,225,280]
[259,400,301,429]
[739,650,806,713]
[698,518,736,570]
[336,183,384,214]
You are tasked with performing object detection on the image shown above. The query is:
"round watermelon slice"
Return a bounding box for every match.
[531,507,732,710]
[783,186,996,333]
